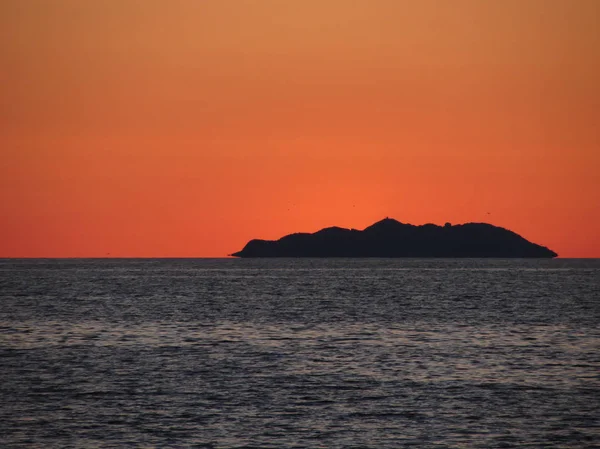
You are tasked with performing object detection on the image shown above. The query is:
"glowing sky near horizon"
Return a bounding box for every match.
[1,0,599,257]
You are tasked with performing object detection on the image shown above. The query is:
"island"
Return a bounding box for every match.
[231,218,557,258]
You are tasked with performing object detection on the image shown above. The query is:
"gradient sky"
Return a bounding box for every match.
[1,0,598,257]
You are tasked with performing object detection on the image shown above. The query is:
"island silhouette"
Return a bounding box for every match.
[231,218,557,258]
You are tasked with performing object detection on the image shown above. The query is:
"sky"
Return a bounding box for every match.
[1,0,599,257]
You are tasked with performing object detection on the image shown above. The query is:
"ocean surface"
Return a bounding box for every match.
[1,258,599,448]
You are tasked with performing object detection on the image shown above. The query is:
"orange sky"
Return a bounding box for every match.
[1,0,599,257]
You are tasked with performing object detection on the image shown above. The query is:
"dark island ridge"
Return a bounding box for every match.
[231,218,558,258]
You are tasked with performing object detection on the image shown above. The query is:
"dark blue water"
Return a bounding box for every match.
[1,258,599,448]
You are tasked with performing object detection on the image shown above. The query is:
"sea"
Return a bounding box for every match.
[1,258,599,448]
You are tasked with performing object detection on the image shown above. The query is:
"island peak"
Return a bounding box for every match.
[231,218,557,258]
